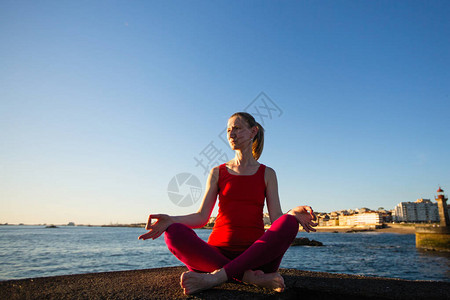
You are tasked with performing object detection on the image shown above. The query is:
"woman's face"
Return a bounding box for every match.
[227,116,255,150]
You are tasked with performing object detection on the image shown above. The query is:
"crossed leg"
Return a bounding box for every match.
[164,214,299,294]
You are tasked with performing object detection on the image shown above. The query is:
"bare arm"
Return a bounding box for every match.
[265,167,284,223]
[265,167,318,232]
[138,167,219,240]
[171,167,219,227]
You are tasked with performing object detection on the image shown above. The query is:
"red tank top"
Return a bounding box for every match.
[207,163,266,251]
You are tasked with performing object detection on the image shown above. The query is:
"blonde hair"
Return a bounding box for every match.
[230,112,265,160]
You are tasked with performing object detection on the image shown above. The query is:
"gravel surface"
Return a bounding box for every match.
[1,266,448,300]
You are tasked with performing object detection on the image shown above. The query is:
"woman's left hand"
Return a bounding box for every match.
[287,206,318,232]
[138,214,174,240]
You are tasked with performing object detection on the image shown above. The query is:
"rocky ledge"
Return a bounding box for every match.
[1,266,448,300]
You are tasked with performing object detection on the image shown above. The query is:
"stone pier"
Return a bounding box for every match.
[415,187,450,252]
[415,225,450,251]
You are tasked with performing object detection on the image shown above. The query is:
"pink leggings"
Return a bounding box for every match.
[164,214,299,280]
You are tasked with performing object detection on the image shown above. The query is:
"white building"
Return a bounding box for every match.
[392,199,439,223]
[354,212,383,225]
[339,212,382,226]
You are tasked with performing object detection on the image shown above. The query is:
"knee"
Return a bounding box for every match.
[285,214,300,230]
[166,222,187,233]
[164,223,192,246]
[165,222,189,238]
[284,213,299,225]
[274,214,300,237]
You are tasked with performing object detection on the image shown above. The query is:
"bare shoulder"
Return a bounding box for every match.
[208,166,220,183]
[264,166,277,177]
[264,166,277,183]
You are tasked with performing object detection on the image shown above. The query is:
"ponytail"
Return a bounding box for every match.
[252,122,264,160]
[230,112,265,160]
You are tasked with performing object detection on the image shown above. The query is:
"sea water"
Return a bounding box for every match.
[0,226,448,281]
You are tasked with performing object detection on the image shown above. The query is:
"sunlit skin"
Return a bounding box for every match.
[225,116,260,173]
[138,115,318,295]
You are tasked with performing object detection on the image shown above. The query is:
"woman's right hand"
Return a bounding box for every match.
[138,214,174,240]
[287,206,318,233]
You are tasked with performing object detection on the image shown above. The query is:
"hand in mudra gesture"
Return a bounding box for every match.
[138,214,174,240]
[287,206,318,232]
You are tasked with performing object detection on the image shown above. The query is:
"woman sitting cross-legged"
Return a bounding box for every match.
[138,112,317,295]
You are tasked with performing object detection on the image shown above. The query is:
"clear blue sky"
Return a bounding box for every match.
[1,1,449,225]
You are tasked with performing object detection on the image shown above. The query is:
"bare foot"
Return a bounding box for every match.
[180,269,227,295]
[242,270,285,292]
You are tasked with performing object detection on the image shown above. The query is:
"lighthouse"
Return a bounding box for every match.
[435,187,450,227]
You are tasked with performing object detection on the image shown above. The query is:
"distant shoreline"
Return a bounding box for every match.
[1,223,419,234]
[313,225,416,234]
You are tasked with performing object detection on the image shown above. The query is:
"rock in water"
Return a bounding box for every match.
[291,237,323,246]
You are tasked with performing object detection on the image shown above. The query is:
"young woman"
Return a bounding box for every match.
[139,112,317,295]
